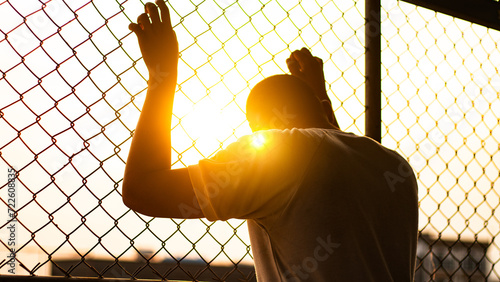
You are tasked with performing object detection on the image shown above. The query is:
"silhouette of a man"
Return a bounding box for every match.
[123,1,418,281]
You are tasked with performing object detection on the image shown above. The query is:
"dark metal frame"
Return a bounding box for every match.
[365,0,382,142]
[364,0,500,143]
[0,276,168,282]
[401,0,500,31]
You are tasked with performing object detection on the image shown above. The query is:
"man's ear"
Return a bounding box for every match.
[321,100,340,130]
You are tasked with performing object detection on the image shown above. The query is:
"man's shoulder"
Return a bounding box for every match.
[294,128,412,171]
[216,127,406,164]
[259,127,399,159]
[210,128,322,162]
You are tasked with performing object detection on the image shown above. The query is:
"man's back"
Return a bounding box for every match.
[246,128,418,281]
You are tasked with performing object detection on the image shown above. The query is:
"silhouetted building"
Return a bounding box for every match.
[416,233,491,282]
[51,257,255,281]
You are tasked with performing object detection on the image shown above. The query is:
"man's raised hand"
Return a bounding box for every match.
[129,1,178,86]
[286,48,330,104]
[287,48,339,129]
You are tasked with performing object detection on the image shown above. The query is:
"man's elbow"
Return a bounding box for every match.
[121,185,157,217]
[121,168,203,218]
[121,174,145,214]
[122,182,136,209]
[122,193,137,212]
[121,174,179,218]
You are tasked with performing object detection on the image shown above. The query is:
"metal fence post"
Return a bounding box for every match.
[365,0,382,142]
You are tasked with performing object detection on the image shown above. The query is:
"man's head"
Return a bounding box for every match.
[246,74,335,132]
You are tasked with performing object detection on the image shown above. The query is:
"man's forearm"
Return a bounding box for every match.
[122,1,201,218]
[124,80,176,178]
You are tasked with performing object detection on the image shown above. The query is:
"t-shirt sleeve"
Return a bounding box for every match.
[188,129,320,221]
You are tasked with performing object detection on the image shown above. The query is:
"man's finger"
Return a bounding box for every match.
[300,47,314,57]
[156,0,172,29]
[137,13,151,31]
[314,57,324,68]
[129,22,142,34]
[145,2,161,25]
[286,58,301,76]
[292,49,316,71]
[293,48,314,61]
[129,22,146,46]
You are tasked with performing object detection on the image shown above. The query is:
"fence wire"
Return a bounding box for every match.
[383,1,500,281]
[0,0,498,281]
[0,0,365,280]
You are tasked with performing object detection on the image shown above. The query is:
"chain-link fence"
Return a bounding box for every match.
[0,0,499,281]
[383,1,500,281]
[0,0,365,280]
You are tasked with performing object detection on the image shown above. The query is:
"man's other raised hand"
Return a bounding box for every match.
[286,48,331,104]
[287,48,339,129]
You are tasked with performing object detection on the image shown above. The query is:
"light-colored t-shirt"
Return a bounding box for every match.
[188,128,418,281]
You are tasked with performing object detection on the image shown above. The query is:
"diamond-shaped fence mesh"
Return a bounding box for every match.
[382,1,500,281]
[0,0,365,280]
[0,0,498,281]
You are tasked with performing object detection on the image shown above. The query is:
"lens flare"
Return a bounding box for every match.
[251,132,267,149]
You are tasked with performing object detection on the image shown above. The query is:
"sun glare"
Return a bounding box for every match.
[251,132,267,149]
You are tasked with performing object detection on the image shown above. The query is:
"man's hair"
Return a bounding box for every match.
[246,74,326,130]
